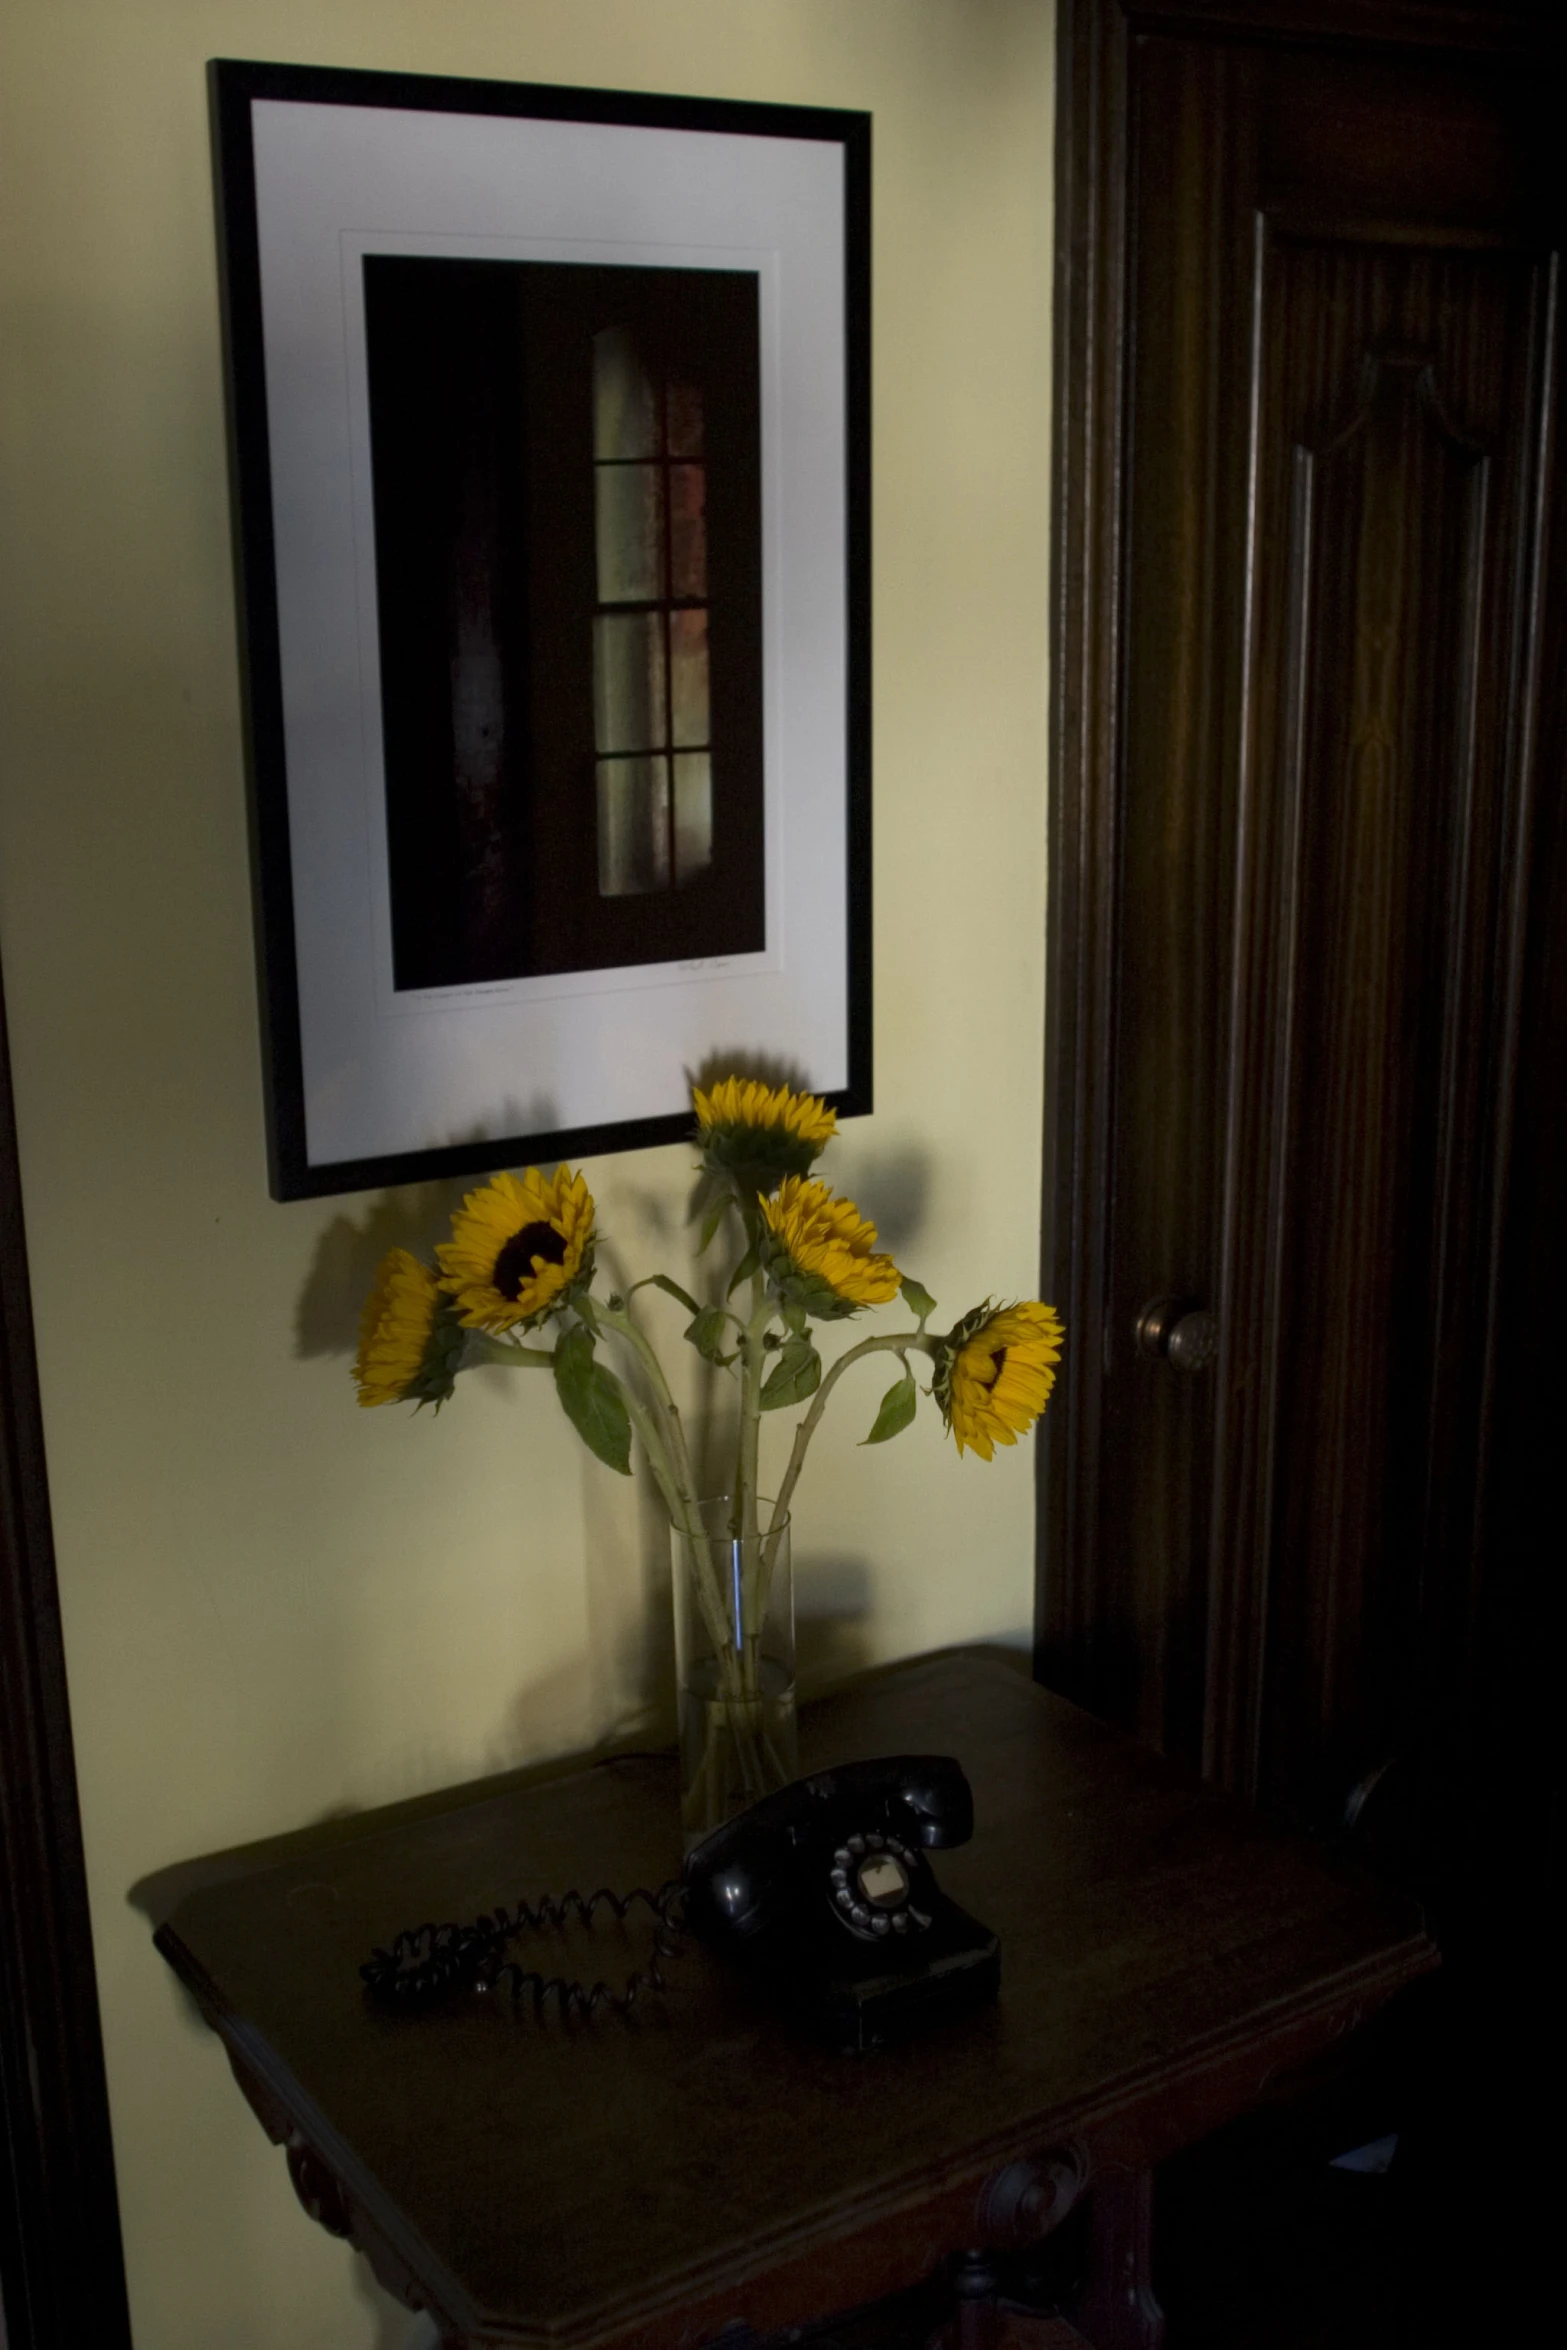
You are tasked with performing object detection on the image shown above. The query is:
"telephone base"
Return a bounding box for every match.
[778,1908,1001,2052]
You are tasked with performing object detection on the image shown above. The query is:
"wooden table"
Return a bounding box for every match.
[153,1652,1437,2350]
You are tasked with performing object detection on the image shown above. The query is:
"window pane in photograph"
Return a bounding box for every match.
[594,612,666,754]
[673,753,713,882]
[592,325,658,461]
[595,464,664,603]
[670,465,708,599]
[669,608,710,748]
[597,755,671,896]
[666,378,705,458]
[590,338,716,900]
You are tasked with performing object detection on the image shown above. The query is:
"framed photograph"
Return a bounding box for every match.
[208,59,871,1201]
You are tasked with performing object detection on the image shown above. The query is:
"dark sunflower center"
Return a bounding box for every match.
[492,1221,567,1300]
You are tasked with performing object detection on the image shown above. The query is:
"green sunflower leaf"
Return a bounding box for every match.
[636,1272,701,1316]
[900,1275,938,1325]
[862,1367,918,1445]
[696,1186,731,1255]
[727,1239,761,1297]
[781,1295,809,1337]
[760,1336,822,1411]
[552,1324,632,1476]
[684,1307,734,1367]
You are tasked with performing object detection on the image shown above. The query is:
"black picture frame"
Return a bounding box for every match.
[209,58,871,1202]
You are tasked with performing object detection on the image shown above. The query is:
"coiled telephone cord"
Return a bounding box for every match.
[360,1881,687,2019]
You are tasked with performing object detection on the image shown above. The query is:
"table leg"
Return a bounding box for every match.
[952,2251,1003,2350]
[1072,2170,1164,2350]
[926,2253,1094,2350]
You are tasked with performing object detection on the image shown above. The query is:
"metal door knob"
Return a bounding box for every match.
[1134,1296,1218,1373]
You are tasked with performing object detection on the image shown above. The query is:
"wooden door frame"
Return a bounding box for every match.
[1036,0,1129,1725]
[1034,0,1559,1751]
[0,958,133,2346]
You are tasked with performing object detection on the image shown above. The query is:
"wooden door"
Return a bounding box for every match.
[1039,0,1565,1933]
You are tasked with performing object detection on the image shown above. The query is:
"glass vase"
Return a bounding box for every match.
[672,1495,797,1848]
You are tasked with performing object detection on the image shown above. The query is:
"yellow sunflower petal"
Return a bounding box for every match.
[942,1300,1064,1459]
[759,1175,901,1313]
[693,1075,837,1152]
[354,1250,443,1406]
[437,1165,595,1332]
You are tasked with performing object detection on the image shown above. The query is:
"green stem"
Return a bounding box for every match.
[618,1389,683,1520]
[733,1280,772,1607]
[608,1339,743,1701]
[463,1333,557,1369]
[593,1297,700,1518]
[673,1510,748,1711]
[735,1301,761,1534]
[758,1326,939,1613]
[619,1394,734,1690]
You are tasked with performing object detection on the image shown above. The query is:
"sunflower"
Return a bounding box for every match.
[437,1166,595,1332]
[354,1250,467,1409]
[759,1175,901,1319]
[693,1075,836,1195]
[933,1300,1064,1460]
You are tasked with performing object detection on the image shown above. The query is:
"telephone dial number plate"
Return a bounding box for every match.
[828,1832,932,1939]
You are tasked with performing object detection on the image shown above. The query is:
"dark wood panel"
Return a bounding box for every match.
[1124,0,1556,55]
[1040,0,1565,1944]
[1252,245,1551,1833]
[1461,299,1567,1932]
[1081,31,1254,1761]
[1256,47,1547,247]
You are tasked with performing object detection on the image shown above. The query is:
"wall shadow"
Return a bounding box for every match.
[126,1695,668,1935]
[294,1098,559,1360]
[795,1549,875,1698]
[823,1140,933,1257]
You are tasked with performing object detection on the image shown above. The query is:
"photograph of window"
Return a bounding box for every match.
[364,258,765,991]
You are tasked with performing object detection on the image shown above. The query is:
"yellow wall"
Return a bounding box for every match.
[0,5,1054,2344]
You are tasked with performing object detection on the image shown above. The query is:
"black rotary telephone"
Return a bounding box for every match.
[683,1754,999,2048]
[362,1755,999,2052]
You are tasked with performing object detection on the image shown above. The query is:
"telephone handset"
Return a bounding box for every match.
[682,1755,999,2049]
[362,1754,998,2050]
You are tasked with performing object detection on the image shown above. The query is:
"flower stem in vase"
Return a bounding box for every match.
[672,1497,796,1847]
